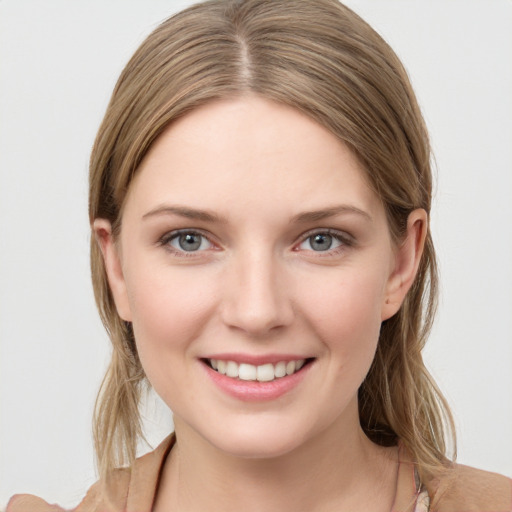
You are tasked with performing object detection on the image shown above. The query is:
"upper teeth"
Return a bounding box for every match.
[210,359,305,382]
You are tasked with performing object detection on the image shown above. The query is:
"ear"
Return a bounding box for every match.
[93,219,132,322]
[381,209,428,321]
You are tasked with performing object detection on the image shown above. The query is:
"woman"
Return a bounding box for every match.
[7,0,511,510]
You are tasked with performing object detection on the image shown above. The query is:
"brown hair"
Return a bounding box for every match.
[89,0,455,486]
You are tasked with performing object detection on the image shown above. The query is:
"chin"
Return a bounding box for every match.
[183,413,313,460]
[209,431,306,460]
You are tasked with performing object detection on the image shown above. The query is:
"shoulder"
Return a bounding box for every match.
[6,434,174,512]
[428,463,512,512]
[6,494,69,512]
[6,469,130,512]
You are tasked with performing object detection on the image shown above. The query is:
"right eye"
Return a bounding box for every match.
[166,231,213,253]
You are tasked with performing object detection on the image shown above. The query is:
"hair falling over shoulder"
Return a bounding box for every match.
[89,0,456,484]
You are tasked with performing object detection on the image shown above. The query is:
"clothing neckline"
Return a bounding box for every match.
[121,434,425,512]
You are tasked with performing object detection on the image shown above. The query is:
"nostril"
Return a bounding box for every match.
[219,265,294,335]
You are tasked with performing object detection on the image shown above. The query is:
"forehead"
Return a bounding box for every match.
[124,96,382,222]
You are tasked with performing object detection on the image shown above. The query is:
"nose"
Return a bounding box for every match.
[220,247,294,337]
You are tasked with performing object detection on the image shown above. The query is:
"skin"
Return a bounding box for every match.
[95,96,427,511]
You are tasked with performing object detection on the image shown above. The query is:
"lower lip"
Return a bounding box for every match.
[202,361,313,402]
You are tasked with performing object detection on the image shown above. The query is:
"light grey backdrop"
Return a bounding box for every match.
[1,0,511,508]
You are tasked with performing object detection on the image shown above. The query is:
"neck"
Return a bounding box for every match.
[154,401,398,512]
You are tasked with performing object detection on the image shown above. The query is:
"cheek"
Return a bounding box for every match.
[124,263,219,372]
[296,267,386,360]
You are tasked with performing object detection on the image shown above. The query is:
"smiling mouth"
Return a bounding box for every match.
[202,358,314,382]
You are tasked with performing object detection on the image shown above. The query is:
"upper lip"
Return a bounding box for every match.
[201,353,313,366]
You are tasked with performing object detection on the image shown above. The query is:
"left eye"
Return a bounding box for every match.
[298,233,343,252]
[169,232,212,252]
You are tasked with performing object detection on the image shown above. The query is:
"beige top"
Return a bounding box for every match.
[7,435,512,512]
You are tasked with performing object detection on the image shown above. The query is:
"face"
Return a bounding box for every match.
[97,96,424,459]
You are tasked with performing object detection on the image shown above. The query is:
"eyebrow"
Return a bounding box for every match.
[142,204,372,224]
[142,205,227,223]
[291,205,372,223]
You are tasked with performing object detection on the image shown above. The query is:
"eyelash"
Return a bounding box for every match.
[158,229,216,258]
[294,228,353,256]
[158,228,353,257]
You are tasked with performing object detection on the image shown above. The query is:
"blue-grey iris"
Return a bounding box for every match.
[179,233,202,251]
[310,233,333,251]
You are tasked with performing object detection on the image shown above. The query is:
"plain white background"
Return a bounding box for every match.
[1,0,511,508]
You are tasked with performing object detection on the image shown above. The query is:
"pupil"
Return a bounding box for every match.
[311,234,332,251]
[179,233,201,251]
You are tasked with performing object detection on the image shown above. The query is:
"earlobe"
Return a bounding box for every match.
[381,209,428,321]
[93,219,132,322]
